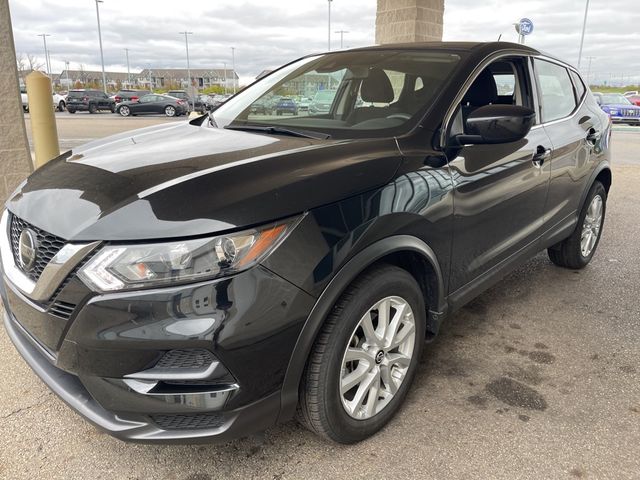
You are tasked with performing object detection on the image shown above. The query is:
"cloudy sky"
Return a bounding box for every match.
[8,0,640,85]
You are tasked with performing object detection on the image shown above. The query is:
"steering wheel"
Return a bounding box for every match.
[386,113,411,120]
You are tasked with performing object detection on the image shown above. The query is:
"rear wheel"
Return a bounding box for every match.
[297,264,425,443]
[165,105,176,117]
[88,103,98,114]
[67,109,75,114]
[548,181,606,269]
[58,100,65,112]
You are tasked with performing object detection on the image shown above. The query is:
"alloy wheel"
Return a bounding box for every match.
[165,106,176,117]
[581,194,603,257]
[339,296,416,420]
[119,106,130,117]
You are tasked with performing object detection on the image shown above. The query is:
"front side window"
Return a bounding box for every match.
[211,50,462,139]
[535,59,577,123]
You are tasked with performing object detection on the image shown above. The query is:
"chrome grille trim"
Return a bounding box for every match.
[0,210,100,302]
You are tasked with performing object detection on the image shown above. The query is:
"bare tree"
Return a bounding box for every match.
[26,53,44,72]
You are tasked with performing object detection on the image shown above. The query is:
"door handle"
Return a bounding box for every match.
[532,145,551,167]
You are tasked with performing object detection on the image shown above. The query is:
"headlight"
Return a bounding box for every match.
[609,109,618,115]
[78,217,301,292]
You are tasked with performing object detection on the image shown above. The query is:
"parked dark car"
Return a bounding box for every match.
[594,92,640,125]
[166,90,206,113]
[66,89,115,114]
[1,42,611,445]
[249,98,271,115]
[116,94,188,117]
[114,89,150,104]
[275,98,298,115]
[309,89,337,114]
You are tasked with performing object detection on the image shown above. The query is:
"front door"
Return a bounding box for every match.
[447,57,552,296]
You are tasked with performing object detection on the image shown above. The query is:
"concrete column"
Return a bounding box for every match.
[0,0,33,201]
[376,0,445,44]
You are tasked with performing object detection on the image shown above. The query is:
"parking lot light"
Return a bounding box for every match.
[95,0,107,93]
[179,31,193,109]
[36,34,51,75]
[577,0,591,69]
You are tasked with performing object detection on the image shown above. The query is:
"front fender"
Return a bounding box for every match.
[276,234,447,423]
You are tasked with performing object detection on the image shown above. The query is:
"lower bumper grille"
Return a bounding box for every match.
[151,413,224,430]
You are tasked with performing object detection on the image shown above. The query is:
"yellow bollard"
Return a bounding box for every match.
[25,71,60,168]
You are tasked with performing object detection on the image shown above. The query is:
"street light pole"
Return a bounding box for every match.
[94,0,107,93]
[223,62,227,95]
[327,0,333,51]
[124,48,130,87]
[179,31,193,109]
[585,56,595,86]
[334,30,349,49]
[65,61,70,88]
[577,0,590,69]
[231,47,236,94]
[37,34,51,75]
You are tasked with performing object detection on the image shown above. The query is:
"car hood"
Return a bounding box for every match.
[6,122,401,241]
[602,103,640,110]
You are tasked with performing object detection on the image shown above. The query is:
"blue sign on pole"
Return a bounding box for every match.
[519,18,534,36]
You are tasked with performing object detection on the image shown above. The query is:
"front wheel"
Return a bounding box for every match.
[118,105,131,117]
[297,264,425,443]
[88,104,98,114]
[548,181,607,269]
[58,100,65,111]
[165,105,176,117]
[67,109,75,114]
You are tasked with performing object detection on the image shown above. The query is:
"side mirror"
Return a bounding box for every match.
[455,104,536,145]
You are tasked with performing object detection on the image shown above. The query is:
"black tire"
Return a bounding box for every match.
[23,105,29,113]
[67,109,75,114]
[88,103,98,114]
[110,104,116,113]
[548,181,607,269]
[297,264,426,443]
[58,100,65,112]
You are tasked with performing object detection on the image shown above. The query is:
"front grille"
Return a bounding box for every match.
[48,300,77,320]
[151,413,224,430]
[10,215,66,282]
[155,349,216,370]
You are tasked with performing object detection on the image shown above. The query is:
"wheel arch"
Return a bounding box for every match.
[580,161,612,211]
[278,234,447,423]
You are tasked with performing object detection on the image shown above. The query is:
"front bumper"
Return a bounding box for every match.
[3,309,282,443]
[1,230,315,442]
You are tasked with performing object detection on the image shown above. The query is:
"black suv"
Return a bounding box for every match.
[1,42,611,444]
[66,89,115,114]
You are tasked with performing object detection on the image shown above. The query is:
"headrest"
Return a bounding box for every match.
[361,68,394,103]
[462,69,498,106]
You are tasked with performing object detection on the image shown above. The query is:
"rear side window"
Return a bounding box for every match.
[569,71,586,102]
[535,59,577,122]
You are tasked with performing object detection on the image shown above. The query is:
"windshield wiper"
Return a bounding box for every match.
[224,124,331,140]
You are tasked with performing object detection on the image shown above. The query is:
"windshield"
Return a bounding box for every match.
[211,49,461,139]
[601,94,631,105]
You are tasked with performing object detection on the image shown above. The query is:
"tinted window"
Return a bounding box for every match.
[569,71,586,101]
[535,59,577,122]
[213,50,461,139]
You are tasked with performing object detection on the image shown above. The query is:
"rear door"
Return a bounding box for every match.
[447,56,552,297]
[533,59,603,231]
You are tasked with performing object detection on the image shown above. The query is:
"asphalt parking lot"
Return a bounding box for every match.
[1,117,638,479]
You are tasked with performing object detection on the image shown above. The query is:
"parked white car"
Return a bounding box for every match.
[20,86,67,112]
